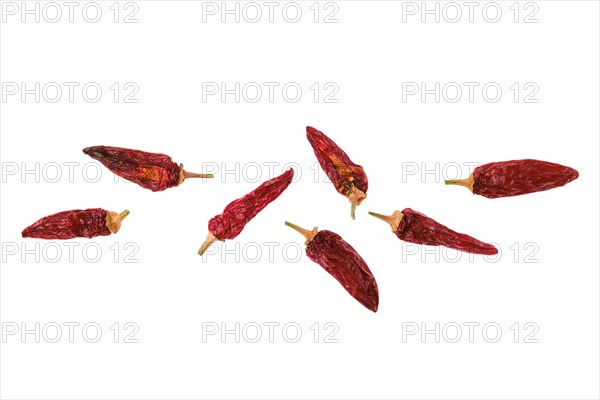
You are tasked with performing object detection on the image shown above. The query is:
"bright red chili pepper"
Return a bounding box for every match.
[306,126,368,220]
[83,146,213,192]
[22,208,130,240]
[198,169,294,255]
[369,208,497,255]
[285,221,379,312]
[444,159,579,198]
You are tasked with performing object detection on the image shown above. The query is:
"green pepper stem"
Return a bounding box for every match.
[444,173,475,192]
[284,221,318,245]
[198,231,220,256]
[368,210,404,232]
[106,209,130,234]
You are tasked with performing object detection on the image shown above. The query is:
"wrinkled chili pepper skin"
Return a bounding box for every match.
[473,160,579,198]
[22,209,110,240]
[306,126,368,195]
[397,208,497,255]
[83,146,180,192]
[209,169,294,240]
[306,230,379,312]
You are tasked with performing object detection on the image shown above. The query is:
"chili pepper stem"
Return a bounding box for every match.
[177,163,214,186]
[368,210,404,232]
[444,173,475,192]
[284,221,319,245]
[105,210,130,234]
[344,183,366,220]
[184,171,214,179]
[198,231,221,256]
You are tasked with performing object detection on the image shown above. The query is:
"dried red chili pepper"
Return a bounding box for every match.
[83,146,213,192]
[22,208,130,240]
[198,169,294,255]
[285,221,379,312]
[369,208,497,255]
[445,159,579,198]
[306,126,368,220]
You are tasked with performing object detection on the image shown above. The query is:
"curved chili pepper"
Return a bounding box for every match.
[22,208,130,240]
[198,169,294,255]
[83,146,213,192]
[445,159,578,198]
[306,126,368,219]
[369,208,497,255]
[285,221,379,312]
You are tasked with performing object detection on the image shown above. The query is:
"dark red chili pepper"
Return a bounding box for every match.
[22,208,130,240]
[83,146,213,192]
[285,221,379,312]
[198,169,294,255]
[369,208,497,255]
[306,126,368,219]
[445,159,578,198]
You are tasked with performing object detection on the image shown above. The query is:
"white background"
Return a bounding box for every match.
[1,1,599,399]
